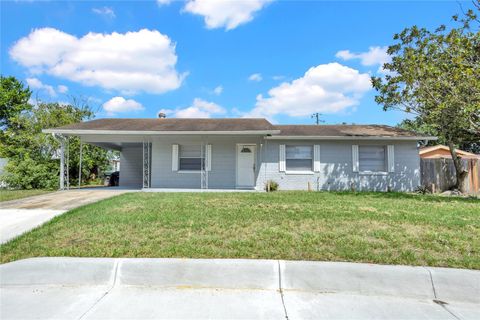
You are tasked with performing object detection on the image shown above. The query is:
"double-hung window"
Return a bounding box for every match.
[179,145,205,171]
[359,145,387,172]
[286,145,313,171]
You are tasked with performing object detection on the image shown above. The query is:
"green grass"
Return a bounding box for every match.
[1,192,479,268]
[0,189,52,202]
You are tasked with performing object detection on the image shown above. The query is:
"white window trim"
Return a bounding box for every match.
[387,145,395,173]
[206,144,212,171]
[359,171,389,176]
[285,170,314,175]
[352,145,359,172]
[172,144,179,172]
[279,144,286,172]
[313,144,320,172]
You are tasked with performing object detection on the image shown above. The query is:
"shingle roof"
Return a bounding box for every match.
[45,118,435,139]
[51,118,278,132]
[274,125,430,138]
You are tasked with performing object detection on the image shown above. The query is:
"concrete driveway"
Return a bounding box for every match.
[1,258,479,320]
[0,189,128,244]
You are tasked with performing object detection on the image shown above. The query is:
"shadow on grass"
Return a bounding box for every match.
[281,190,480,204]
[132,190,480,204]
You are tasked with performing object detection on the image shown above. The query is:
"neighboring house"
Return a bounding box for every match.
[419,145,480,194]
[419,145,480,159]
[43,118,436,191]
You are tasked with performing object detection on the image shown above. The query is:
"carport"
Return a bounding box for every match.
[45,132,152,190]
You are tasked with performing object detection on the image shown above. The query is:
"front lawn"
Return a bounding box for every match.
[1,192,478,268]
[0,189,52,202]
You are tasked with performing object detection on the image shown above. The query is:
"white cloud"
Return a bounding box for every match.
[213,85,223,95]
[10,28,184,94]
[157,0,172,5]
[248,73,262,82]
[92,7,115,18]
[336,46,390,72]
[57,85,68,93]
[272,75,285,81]
[103,96,144,115]
[160,98,226,118]
[246,63,371,119]
[183,0,272,30]
[26,77,56,97]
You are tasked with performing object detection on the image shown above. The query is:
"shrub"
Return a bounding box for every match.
[265,180,279,192]
[1,157,58,190]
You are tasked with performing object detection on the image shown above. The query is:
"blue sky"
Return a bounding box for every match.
[0,0,474,125]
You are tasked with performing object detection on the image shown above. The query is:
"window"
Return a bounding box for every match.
[286,145,313,171]
[179,145,205,171]
[359,145,387,172]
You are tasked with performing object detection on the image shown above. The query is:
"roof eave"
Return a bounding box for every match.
[265,135,438,141]
[42,129,281,135]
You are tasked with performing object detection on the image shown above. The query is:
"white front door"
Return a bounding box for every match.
[237,145,256,188]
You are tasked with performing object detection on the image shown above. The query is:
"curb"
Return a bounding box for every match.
[1,257,478,304]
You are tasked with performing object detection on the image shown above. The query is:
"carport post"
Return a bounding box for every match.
[59,136,65,190]
[78,140,83,189]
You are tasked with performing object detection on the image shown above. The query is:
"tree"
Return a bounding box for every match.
[0,76,31,129]
[372,4,480,192]
[398,118,480,154]
[0,76,110,189]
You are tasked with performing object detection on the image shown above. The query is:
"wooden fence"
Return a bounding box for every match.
[420,158,480,194]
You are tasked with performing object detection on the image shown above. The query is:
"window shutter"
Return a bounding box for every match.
[279,144,286,172]
[352,145,359,172]
[387,145,395,173]
[172,144,179,171]
[313,145,321,172]
[206,144,212,171]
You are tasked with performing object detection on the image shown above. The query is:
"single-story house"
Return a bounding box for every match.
[43,118,436,191]
[419,145,480,160]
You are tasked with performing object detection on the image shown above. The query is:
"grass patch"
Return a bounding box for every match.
[0,189,52,202]
[1,192,479,268]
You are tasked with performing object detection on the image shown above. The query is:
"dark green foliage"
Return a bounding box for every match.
[0,76,31,130]
[0,76,110,189]
[372,5,480,192]
[398,118,480,153]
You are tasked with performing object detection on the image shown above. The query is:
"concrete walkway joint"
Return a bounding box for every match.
[1,258,479,319]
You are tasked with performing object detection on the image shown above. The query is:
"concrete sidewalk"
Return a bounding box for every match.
[1,258,478,319]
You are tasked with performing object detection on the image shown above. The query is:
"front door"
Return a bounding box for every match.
[237,145,256,188]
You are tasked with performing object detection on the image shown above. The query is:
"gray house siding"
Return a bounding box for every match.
[150,136,263,189]
[117,137,420,191]
[260,140,420,192]
[119,144,143,188]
